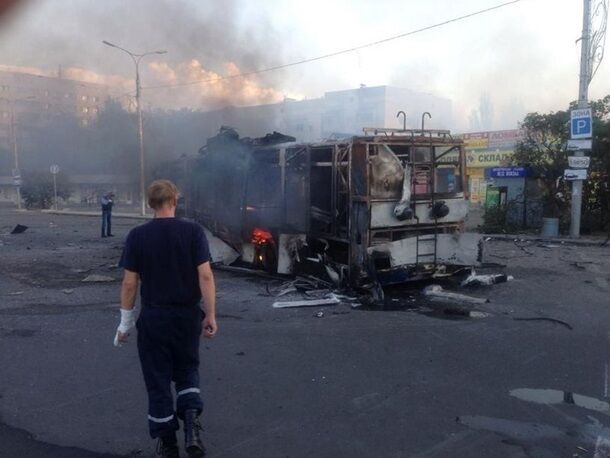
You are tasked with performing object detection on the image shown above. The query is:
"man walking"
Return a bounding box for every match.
[114,180,217,457]
[101,192,115,237]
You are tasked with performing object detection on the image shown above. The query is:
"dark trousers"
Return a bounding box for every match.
[137,305,204,439]
[101,210,112,236]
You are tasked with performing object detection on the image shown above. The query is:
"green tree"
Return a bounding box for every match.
[512,111,569,218]
[20,171,72,209]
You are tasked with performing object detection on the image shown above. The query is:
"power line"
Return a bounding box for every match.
[142,0,523,90]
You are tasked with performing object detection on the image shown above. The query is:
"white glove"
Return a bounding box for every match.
[113,308,136,347]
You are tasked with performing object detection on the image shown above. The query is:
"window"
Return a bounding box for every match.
[82,107,89,113]
[434,147,463,194]
[81,95,87,101]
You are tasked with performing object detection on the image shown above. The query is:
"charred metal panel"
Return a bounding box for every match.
[370,198,468,228]
[191,134,250,245]
[277,233,307,274]
[369,144,403,199]
[349,201,370,283]
[244,148,284,233]
[284,147,309,232]
[367,233,482,268]
[350,142,368,197]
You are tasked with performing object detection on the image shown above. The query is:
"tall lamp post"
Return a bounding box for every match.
[103,40,166,216]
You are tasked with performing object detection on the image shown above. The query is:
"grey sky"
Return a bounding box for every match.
[0,0,607,131]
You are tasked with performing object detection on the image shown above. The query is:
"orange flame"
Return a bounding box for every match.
[251,228,273,246]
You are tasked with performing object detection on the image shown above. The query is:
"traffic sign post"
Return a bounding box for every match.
[567,139,592,151]
[568,107,592,238]
[50,164,60,210]
[12,168,22,209]
[564,169,588,181]
[568,156,591,168]
[570,108,593,139]
[12,168,21,186]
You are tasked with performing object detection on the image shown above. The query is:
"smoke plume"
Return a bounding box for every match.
[0,0,288,110]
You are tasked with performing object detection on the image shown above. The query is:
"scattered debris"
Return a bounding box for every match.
[538,243,561,249]
[235,351,245,356]
[272,294,341,309]
[461,271,514,287]
[469,311,490,319]
[314,311,325,318]
[10,224,28,234]
[423,284,489,305]
[81,274,116,283]
[513,317,573,330]
[62,289,74,294]
[7,291,24,296]
[72,268,91,274]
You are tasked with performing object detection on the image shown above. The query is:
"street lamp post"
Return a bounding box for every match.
[103,40,166,216]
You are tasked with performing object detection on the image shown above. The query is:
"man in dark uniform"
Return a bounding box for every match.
[114,180,217,457]
[101,192,115,237]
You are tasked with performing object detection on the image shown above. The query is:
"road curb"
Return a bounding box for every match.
[487,233,608,247]
[41,209,152,220]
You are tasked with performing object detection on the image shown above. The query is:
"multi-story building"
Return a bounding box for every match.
[0,70,110,147]
[0,70,111,202]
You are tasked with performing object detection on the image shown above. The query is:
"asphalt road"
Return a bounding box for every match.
[1,206,610,457]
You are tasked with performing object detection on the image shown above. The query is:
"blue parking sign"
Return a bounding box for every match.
[571,108,592,139]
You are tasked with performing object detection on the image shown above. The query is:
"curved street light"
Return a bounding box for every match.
[103,40,167,216]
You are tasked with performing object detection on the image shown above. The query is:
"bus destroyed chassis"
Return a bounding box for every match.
[180,127,484,302]
[269,231,484,301]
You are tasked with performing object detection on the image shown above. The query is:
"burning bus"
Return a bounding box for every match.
[177,125,482,295]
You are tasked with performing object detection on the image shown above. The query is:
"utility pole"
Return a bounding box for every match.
[2,94,34,210]
[135,62,145,217]
[570,0,592,238]
[9,104,21,210]
[103,40,167,216]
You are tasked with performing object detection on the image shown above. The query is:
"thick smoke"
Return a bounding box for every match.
[0,0,287,109]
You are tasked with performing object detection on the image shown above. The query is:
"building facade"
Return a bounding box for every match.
[194,85,453,143]
[461,129,524,205]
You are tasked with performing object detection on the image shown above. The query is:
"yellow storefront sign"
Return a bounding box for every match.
[466,149,514,168]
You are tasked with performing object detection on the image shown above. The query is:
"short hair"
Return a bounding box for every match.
[147,180,179,210]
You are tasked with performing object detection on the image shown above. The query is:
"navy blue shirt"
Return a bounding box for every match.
[119,218,211,307]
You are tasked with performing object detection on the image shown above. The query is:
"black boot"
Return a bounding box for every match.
[184,409,205,457]
[156,435,180,458]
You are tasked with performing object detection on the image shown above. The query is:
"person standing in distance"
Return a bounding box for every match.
[101,192,115,238]
[114,180,217,457]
